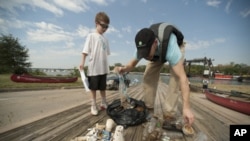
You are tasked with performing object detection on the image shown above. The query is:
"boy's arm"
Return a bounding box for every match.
[79,53,87,70]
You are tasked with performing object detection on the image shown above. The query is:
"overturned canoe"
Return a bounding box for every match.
[205,89,250,115]
[11,74,78,83]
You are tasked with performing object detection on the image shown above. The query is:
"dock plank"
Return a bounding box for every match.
[1,82,247,140]
[0,83,193,141]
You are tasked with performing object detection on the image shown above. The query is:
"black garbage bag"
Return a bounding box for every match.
[106,98,149,128]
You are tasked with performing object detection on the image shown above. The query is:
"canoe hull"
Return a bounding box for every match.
[214,73,233,80]
[11,74,78,83]
[205,90,250,115]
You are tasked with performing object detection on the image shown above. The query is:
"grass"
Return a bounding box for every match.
[0,74,83,91]
[191,82,250,94]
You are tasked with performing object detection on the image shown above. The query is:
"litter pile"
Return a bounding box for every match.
[72,73,196,141]
[71,118,124,141]
[141,115,195,141]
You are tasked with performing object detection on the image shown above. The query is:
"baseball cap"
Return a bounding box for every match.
[135,28,155,58]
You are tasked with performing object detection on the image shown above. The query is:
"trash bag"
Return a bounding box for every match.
[106,98,149,128]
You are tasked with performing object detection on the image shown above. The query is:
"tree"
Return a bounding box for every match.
[114,63,122,66]
[0,34,31,74]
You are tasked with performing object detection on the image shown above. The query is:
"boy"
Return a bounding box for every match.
[79,12,110,115]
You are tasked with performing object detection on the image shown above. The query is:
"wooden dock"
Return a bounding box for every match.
[0,82,249,141]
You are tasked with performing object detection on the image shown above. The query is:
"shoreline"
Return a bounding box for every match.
[190,82,250,94]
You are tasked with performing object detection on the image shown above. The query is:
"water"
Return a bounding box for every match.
[128,73,250,86]
[45,70,74,76]
[188,76,250,86]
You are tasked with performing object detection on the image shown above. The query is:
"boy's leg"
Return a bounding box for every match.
[143,61,163,109]
[90,90,98,115]
[88,76,100,115]
[100,74,108,109]
[100,90,108,109]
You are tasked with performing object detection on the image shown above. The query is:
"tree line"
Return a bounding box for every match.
[1,34,249,76]
[111,62,250,76]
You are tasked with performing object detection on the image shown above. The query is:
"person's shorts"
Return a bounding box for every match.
[88,74,107,90]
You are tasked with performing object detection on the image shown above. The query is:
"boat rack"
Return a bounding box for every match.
[184,57,214,77]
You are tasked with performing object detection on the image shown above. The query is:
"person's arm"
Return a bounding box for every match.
[79,34,91,70]
[115,59,139,73]
[79,53,87,70]
[171,60,194,126]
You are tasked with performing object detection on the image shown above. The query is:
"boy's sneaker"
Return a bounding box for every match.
[100,102,108,110]
[91,105,98,115]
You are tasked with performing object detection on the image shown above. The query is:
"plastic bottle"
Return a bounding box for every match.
[175,117,184,130]
[142,122,149,141]
[149,127,162,141]
[194,132,208,141]
[113,125,124,141]
[148,117,157,133]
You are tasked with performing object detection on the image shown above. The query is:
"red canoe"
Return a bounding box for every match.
[205,89,250,115]
[214,73,233,80]
[11,74,78,83]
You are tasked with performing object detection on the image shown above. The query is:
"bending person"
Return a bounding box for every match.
[115,23,194,126]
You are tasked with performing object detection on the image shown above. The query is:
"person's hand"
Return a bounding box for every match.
[79,65,84,71]
[183,108,194,126]
[113,66,124,74]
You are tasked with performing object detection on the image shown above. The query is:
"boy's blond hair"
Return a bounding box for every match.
[95,12,110,24]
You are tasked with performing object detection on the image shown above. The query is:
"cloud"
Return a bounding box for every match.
[240,9,250,18]
[0,18,32,34]
[141,0,148,3]
[65,40,75,48]
[30,47,80,68]
[0,0,27,13]
[53,0,89,13]
[105,26,119,34]
[47,47,79,57]
[90,0,109,6]
[110,52,119,56]
[77,25,93,38]
[0,0,110,17]
[125,40,132,45]
[182,0,189,5]
[206,0,221,8]
[225,0,232,13]
[0,18,9,33]
[34,0,64,16]
[0,0,64,16]
[0,18,76,47]
[27,21,73,42]
[122,26,132,33]
[186,38,226,50]
[77,24,120,38]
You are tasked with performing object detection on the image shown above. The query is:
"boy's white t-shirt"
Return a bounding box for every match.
[82,32,110,76]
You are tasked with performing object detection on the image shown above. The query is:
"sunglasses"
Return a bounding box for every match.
[98,22,109,29]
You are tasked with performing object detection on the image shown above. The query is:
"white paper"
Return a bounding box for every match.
[80,70,90,92]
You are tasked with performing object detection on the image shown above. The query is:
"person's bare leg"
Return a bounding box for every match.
[90,90,98,115]
[100,90,108,110]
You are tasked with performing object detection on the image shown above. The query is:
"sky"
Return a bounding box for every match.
[0,0,250,69]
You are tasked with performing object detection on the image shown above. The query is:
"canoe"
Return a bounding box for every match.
[205,89,250,115]
[10,74,78,83]
[214,73,233,80]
